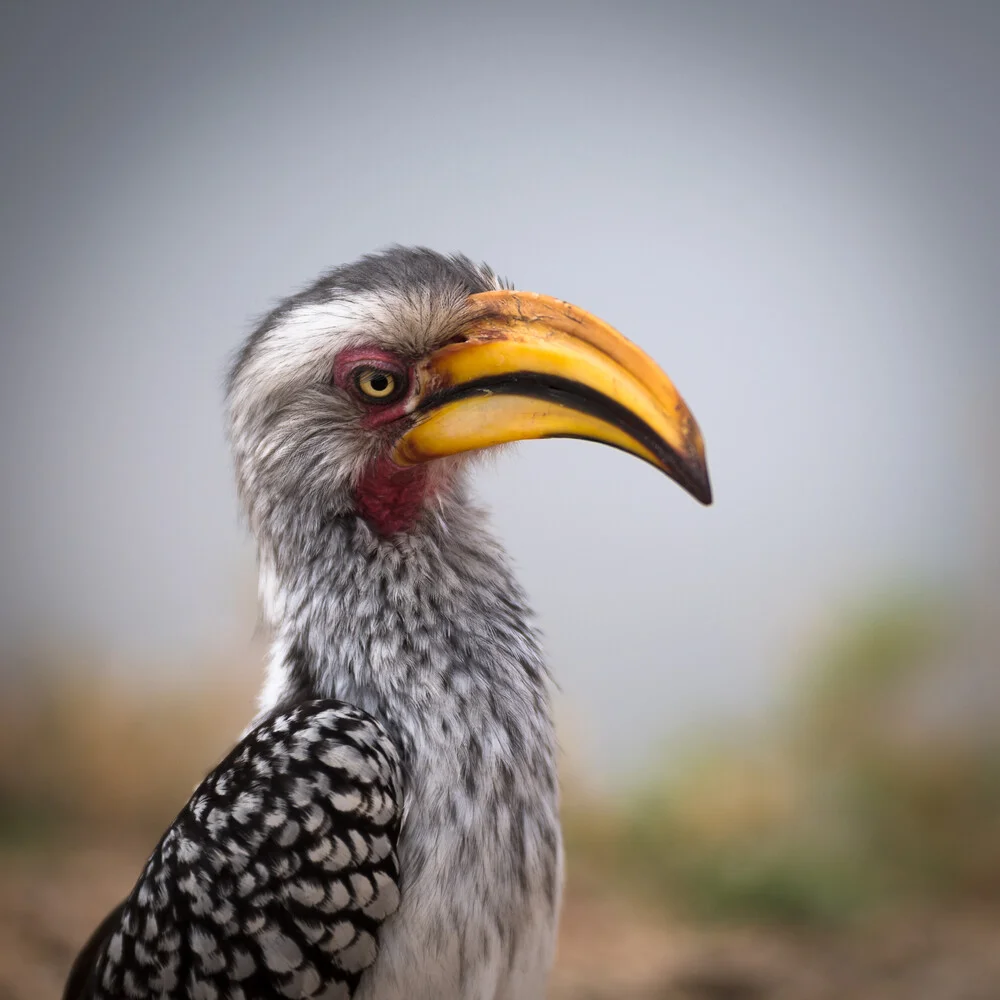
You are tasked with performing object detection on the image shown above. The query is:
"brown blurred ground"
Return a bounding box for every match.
[4,842,1000,1000]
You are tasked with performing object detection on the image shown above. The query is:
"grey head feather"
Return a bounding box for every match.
[228,245,503,395]
[225,247,504,548]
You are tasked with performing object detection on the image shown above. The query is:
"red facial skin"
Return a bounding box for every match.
[333,347,435,536]
[355,457,431,536]
[332,348,414,428]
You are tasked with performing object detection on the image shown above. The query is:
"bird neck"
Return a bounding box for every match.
[253,485,552,758]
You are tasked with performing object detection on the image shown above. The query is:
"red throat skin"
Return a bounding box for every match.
[355,457,432,536]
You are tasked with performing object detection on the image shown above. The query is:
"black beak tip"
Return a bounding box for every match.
[682,457,713,506]
[690,473,713,506]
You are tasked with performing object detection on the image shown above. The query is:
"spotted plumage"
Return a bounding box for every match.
[65,702,403,1000]
[63,246,711,1000]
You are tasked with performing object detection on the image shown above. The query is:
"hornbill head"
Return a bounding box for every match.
[228,247,711,538]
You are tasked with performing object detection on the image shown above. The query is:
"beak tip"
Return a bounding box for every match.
[675,435,711,505]
[677,422,712,505]
[688,467,713,506]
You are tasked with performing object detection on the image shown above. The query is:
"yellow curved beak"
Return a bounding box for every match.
[393,290,712,505]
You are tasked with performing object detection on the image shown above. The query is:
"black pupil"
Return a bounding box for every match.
[369,373,390,392]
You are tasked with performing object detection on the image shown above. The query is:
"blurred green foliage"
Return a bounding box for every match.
[564,592,1000,925]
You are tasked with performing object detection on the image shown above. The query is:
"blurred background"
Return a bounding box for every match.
[1,2,998,997]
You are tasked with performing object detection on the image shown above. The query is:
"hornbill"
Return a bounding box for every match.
[64,247,711,1000]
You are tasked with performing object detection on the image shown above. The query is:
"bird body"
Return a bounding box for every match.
[75,702,404,1000]
[64,247,709,999]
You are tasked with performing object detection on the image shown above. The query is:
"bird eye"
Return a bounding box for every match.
[354,367,404,403]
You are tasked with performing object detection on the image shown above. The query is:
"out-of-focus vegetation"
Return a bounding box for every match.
[0,647,260,846]
[564,592,1000,925]
[2,591,999,934]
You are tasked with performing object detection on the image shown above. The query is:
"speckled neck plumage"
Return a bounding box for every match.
[257,478,549,723]
[252,480,563,996]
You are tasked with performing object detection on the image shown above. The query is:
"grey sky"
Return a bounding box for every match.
[1,2,997,772]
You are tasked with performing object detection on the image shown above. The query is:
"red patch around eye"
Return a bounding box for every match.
[332,347,404,386]
[333,347,412,427]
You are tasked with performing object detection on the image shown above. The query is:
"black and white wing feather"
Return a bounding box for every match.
[63,700,404,1000]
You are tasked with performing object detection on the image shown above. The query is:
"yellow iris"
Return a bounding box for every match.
[357,369,397,400]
